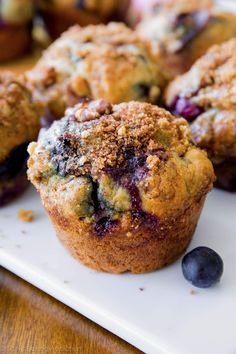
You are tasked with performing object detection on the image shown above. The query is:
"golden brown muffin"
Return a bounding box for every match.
[0,0,34,61]
[165,39,236,192]
[28,99,214,273]
[26,22,166,122]
[136,0,236,78]
[36,0,120,39]
[0,72,40,206]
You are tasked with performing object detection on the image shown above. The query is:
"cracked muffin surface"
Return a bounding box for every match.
[0,72,40,205]
[26,22,166,120]
[28,99,214,273]
[136,0,236,77]
[165,39,236,191]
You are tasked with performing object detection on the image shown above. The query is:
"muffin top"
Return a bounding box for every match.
[0,72,40,162]
[28,100,214,229]
[26,23,166,118]
[165,39,236,158]
[0,0,33,25]
[136,0,214,53]
[37,0,118,16]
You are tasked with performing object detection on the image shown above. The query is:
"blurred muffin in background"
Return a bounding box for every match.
[165,39,236,192]
[137,0,236,78]
[26,22,166,124]
[36,0,121,39]
[0,0,34,61]
[0,72,40,206]
[121,0,161,27]
[27,99,214,273]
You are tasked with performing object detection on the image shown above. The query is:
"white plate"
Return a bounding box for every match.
[0,187,235,354]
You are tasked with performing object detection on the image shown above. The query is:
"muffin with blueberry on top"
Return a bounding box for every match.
[137,0,236,77]
[0,0,34,61]
[26,22,166,124]
[36,0,120,39]
[0,72,40,206]
[165,39,236,192]
[27,99,214,273]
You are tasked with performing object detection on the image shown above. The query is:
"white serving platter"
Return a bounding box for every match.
[0,186,235,354]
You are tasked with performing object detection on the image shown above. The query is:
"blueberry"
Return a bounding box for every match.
[182,247,223,288]
[175,97,203,122]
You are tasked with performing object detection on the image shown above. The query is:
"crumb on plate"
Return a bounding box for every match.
[17,209,34,222]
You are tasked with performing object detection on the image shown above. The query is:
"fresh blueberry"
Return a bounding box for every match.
[182,247,223,288]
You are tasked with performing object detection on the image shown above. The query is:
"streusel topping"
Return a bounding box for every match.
[29,100,190,180]
[0,72,40,162]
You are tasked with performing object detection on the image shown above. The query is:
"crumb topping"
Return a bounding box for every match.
[29,100,190,180]
[0,72,40,162]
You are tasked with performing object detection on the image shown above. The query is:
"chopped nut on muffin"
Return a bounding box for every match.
[25,22,166,123]
[0,72,40,206]
[165,39,236,192]
[136,0,236,78]
[28,99,214,273]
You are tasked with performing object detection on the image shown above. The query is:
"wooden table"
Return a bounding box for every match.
[0,56,141,354]
[0,267,140,353]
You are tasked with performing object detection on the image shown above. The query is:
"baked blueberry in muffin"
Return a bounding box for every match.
[0,73,40,206]
[26,22,166,122]
[0,0,34,61]
[28,99,214,273]
[165,39,236,192]
[136,0,236,77]
[36,0,120,39]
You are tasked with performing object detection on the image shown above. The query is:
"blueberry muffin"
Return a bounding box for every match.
[136,0,236,78]
[0,73,40,206]
[36,0,120,39]
[0,0,34,61]
[26,23,166,122]
[27,99,214,273]
[165,39,236,192]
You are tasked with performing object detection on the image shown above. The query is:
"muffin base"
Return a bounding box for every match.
[40,8,103,39]
[44,195,206,274]
[0,24,31,62]
[214,159,236,192]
